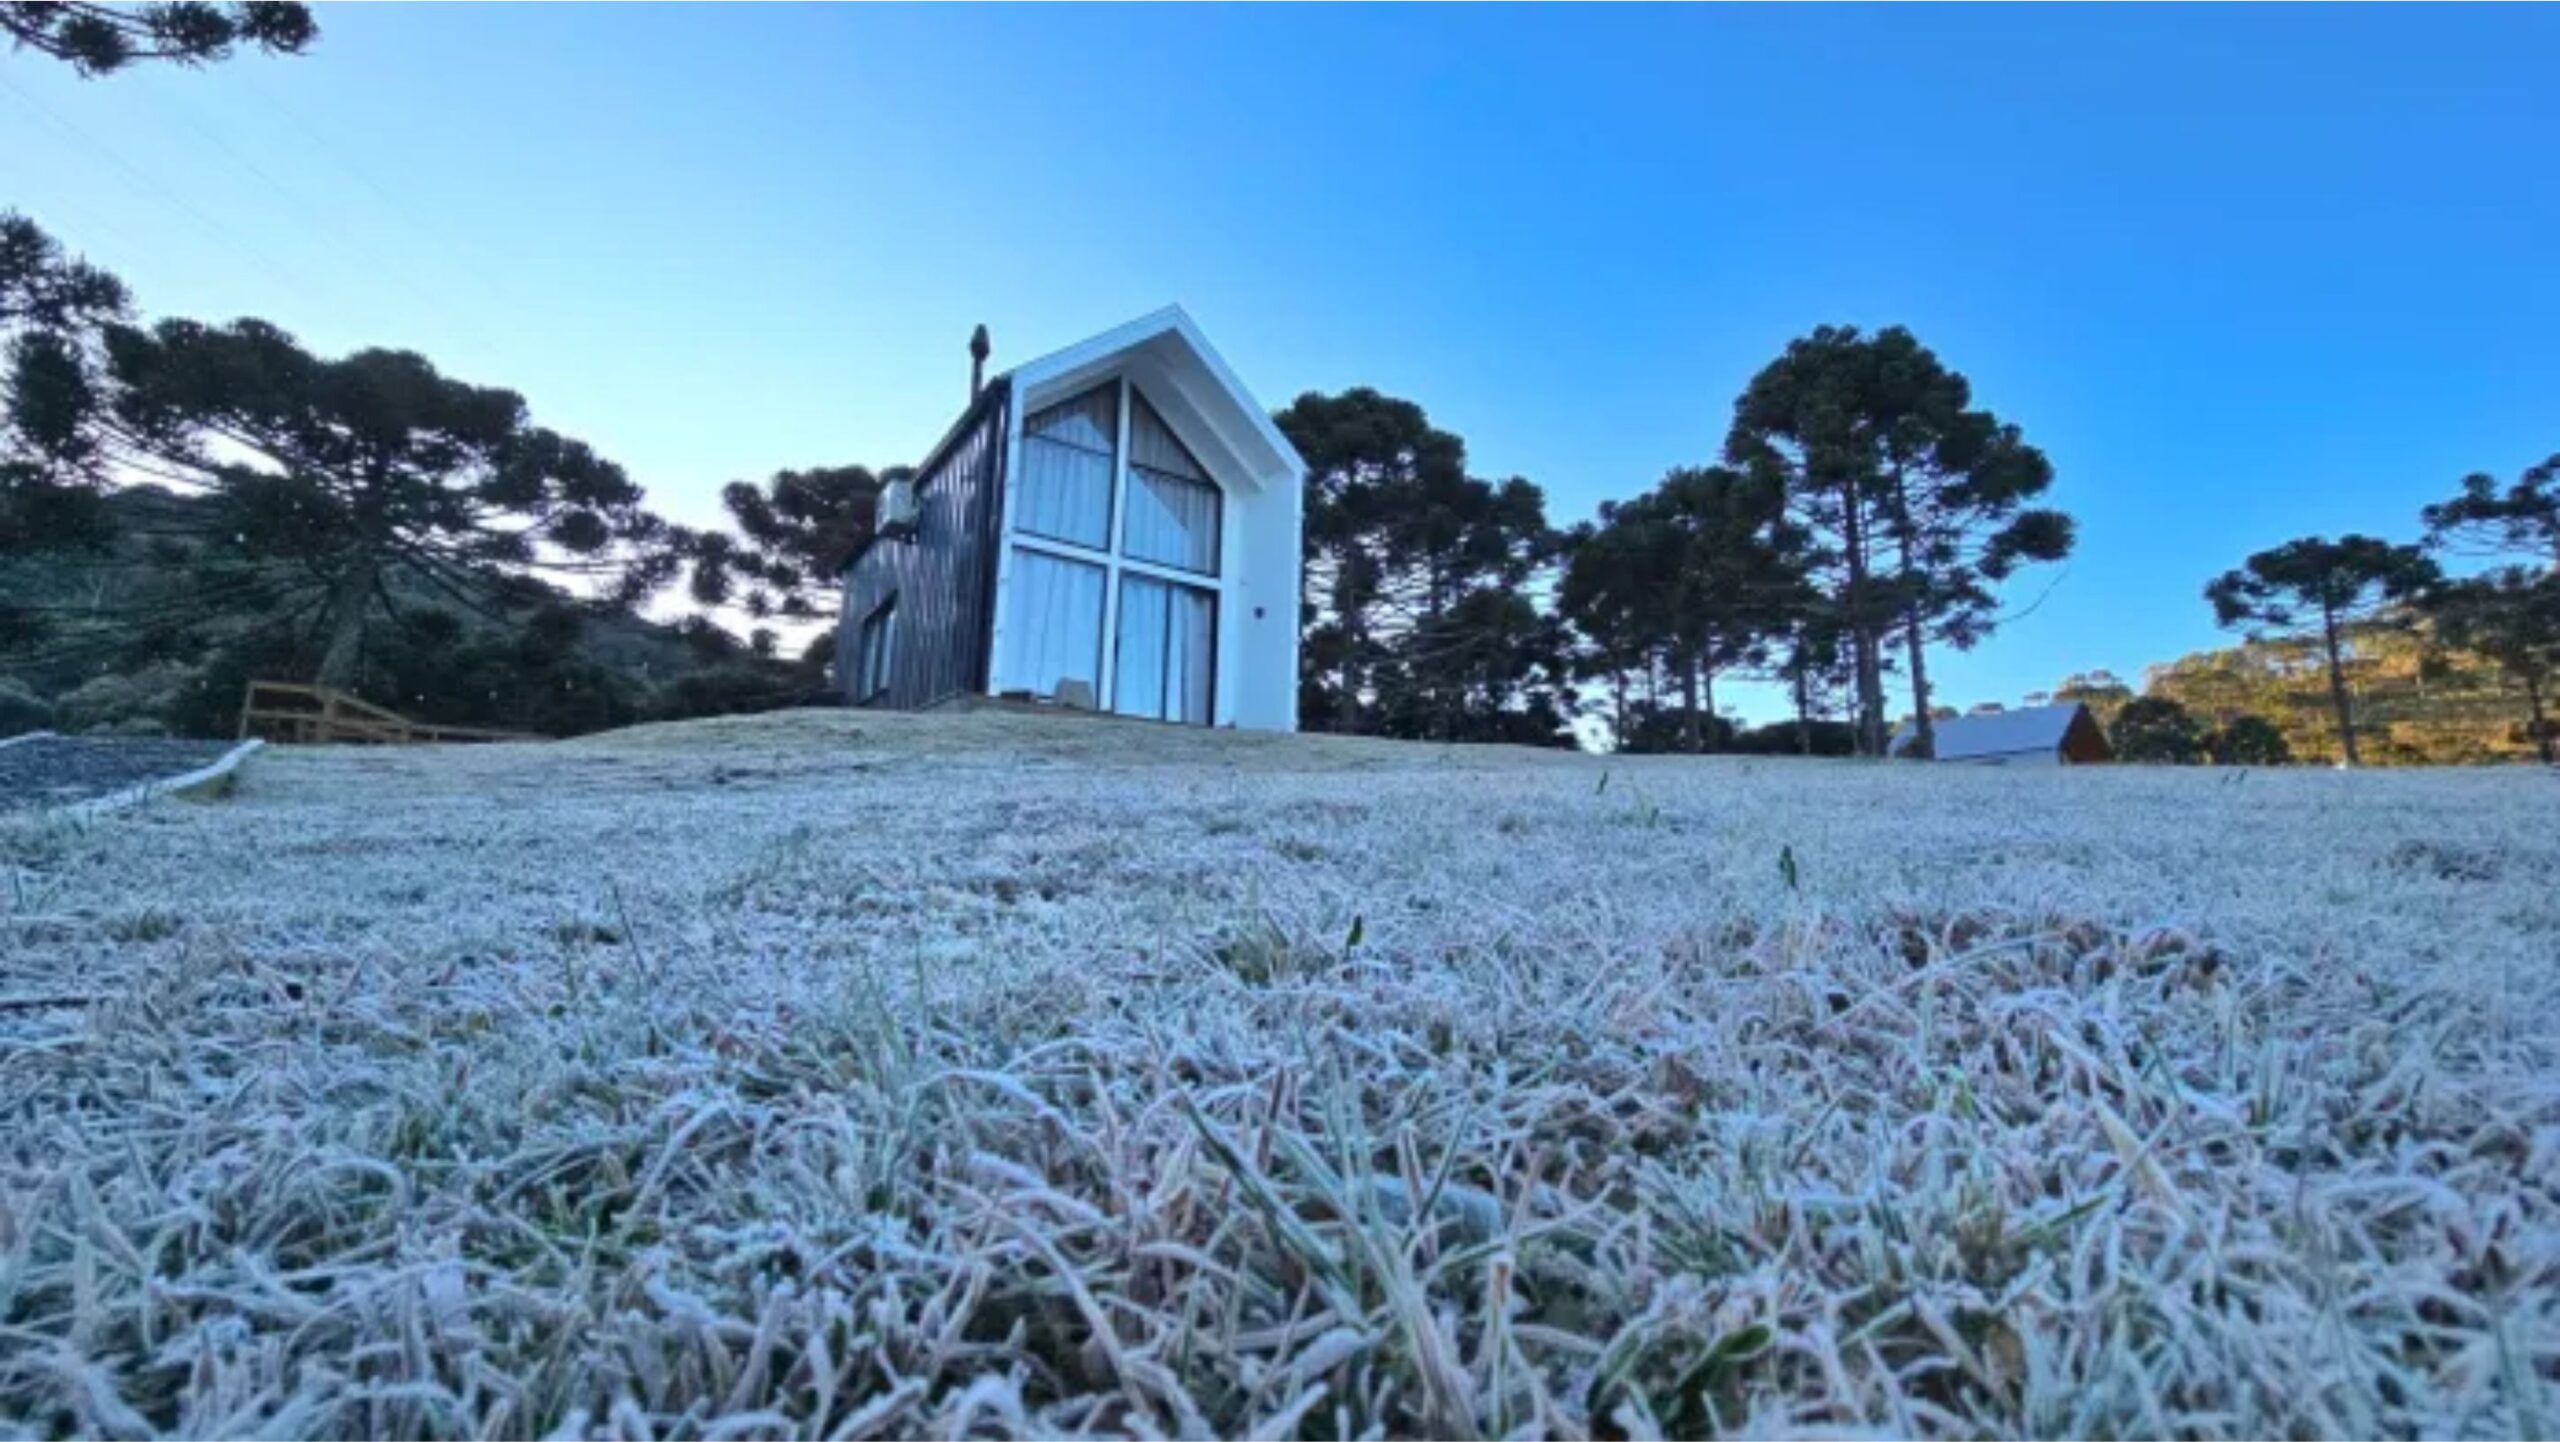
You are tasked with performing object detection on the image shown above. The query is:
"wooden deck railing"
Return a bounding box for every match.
[237,681,540,746]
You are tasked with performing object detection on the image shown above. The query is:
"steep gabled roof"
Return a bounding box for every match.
[841,307,1299,576]
[1889,702,2108,761]
[1002,305,1304,490]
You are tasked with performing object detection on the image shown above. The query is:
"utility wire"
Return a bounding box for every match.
[138,79,509,359]
[236,70,523,360]
[0,67,360,325]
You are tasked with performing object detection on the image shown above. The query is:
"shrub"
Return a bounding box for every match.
[53,660,200,734]
[2113,695,2209,764]
[1727,719,1859,757]
[2210,713,2293,766]
[0,677,52,736]
[645,664,824,723]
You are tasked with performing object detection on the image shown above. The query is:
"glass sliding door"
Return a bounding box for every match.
[998,548,1106,703]
[1113,573,1214,725]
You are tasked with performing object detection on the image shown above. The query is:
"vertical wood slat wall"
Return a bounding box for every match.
[836,386,1011,711]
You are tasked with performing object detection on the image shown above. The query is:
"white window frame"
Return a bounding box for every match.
[991,374,1234,723]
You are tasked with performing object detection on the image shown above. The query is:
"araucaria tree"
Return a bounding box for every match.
[2205,535,2438,766]
[691,464,909,620]
[1875,408,2070,761]
[54,317,682,689]
[2421,454,2560,570]
[2,2,315,76]
[1275,387,1565,742]
[1,211,129,545]
[2419,567,2560,763]
[1724,325,2068,756]
[1559,466,1809,752]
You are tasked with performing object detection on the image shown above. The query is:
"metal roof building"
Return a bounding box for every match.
[1889,702,2114,766]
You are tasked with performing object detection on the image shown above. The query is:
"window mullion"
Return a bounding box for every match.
[1112,377,1134,559]
[1099,377,1132,712]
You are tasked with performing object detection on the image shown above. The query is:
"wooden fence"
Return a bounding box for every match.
[236,681,539,746]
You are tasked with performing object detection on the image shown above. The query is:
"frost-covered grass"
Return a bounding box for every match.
[2,708,2555,1439]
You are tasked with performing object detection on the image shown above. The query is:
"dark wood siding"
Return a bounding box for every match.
[836,385,1010,709]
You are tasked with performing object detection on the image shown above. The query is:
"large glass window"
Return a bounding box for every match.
[998,548,1106,704]
[1001,382,1224,721]
[1114,574,1214,725]
[1015,386,1116,550]
[1122,393,1220,574]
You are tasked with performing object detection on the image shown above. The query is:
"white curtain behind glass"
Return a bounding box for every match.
[1128,392,1205,479]
[1000,549,1105,699]
[1113,575,1168,718]
[1017,386,1116,550]
[1115,574,1214,724]
[1171,583,1213,724]
[1123,392,1220,574]
[1125,469,1219,574]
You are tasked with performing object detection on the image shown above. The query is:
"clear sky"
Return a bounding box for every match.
[6,6,2555,719]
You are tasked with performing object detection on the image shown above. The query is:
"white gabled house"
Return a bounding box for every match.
[836,307,1304,732]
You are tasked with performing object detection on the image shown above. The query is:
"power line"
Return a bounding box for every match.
[235,70,523,356]
[0,66,370,331]
[139,78,510,359]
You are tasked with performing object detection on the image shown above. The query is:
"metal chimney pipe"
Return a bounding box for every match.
[969,324,990,402]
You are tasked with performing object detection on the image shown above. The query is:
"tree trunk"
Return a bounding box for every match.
[1680,651,1702,753]
[1700,663,1717,753]
[312,554,380,692]
[1900,609,1936,757]
[1793,660,1813,756]
[1840,487,1886,756]
[1855,629,1886,757]
[2526,673,2553,764]
[1342,620,1361,736]
[2320,606,2360,767]
[1897,518,1934,758]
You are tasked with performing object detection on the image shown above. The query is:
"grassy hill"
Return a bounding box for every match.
[2145,618,2545,765]
[0,486,820,738]
[2,708,2551,1436]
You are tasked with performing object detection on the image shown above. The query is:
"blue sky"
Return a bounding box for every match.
[6,6,2555,719]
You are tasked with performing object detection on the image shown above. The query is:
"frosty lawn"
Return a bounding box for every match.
[1,709,2554,1438]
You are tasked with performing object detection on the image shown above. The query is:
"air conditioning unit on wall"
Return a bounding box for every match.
[875,475,920,540]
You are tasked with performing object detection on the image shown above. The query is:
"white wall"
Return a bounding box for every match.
[1223,458,1300,732]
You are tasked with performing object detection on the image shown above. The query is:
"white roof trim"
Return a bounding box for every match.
[1005,306,1304,485]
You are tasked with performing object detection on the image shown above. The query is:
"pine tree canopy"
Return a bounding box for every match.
[2,2,315,76]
